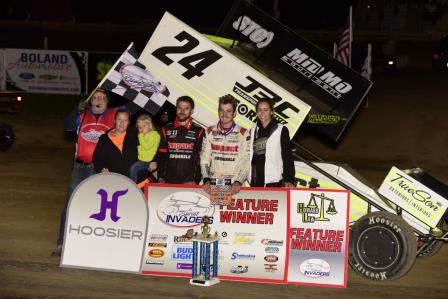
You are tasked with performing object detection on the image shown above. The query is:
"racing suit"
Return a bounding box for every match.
[200,122,250,184]
[156,117,204,184]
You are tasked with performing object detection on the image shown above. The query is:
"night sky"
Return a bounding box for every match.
[1,0,355,30]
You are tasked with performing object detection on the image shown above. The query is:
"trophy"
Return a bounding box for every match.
[189,216,220,286]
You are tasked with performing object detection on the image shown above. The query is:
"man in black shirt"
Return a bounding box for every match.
[150,96,204,184]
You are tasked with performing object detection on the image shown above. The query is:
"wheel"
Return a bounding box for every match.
[349,211,417,280]
[0,123,14,151]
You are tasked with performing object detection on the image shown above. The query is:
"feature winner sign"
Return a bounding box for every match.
[287,189,350,288]
[142,185,289,283]
[139,12,311,137]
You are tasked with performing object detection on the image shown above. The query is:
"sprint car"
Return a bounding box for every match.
[292,142,447,281]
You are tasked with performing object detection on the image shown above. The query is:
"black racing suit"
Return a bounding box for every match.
[156,117,204,184]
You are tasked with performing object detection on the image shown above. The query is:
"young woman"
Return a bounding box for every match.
[249,98,295,188]
[92,109,138,177]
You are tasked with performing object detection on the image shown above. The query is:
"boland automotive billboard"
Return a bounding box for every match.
[2,48,88,94]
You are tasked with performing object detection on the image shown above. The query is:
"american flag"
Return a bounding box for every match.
[98,43,169,115]
[335,8,352,67]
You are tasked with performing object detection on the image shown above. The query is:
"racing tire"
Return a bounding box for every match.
[0,123,14,151]
[349,211,417,281]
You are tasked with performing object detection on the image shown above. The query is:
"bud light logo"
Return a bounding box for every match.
[300,259,331,278]
[157,191,214,227]
[90,188,128,222]
[171,245,193,261]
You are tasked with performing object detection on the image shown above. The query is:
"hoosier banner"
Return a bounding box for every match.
[139,12,311,137]
[216,0,372,141]
[287,188,350,288]
[61,173,148,273]
[142,184,289,283]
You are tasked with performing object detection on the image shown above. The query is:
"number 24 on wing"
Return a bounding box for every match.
[151,30,223,80]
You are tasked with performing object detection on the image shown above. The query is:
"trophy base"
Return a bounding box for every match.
[189,277,220,287]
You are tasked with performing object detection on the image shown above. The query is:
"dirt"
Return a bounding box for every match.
[0,71,447,298]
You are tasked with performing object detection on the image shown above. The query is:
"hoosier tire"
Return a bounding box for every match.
[0,123,14,151]
[349,211,417,280]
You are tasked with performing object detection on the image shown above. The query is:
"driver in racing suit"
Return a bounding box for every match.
[201,94,250,194]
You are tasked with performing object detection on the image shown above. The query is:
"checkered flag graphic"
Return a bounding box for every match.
[99,43,169,115]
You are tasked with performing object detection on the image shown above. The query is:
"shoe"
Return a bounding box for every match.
[51,244,62,257]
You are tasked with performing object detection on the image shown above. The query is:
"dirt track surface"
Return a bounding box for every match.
[1,71,447,298]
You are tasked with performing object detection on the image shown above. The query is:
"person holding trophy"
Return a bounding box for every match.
[200,94,250,195]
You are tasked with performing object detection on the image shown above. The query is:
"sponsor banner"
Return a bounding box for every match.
[3,48,87,94]
[139,12,311,138]
[378,167,448,228]
[142,185,289,283]
[87,52,120,92]
[287,188,350,288]
[61,173,148,273]
[217,0,372,141]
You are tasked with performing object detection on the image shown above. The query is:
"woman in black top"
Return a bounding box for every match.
[93,109,138,177]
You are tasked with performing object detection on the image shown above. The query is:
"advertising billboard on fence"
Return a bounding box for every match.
[139,12,311,137]
[2,48,88,94]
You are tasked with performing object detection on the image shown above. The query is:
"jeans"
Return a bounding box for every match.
[129,160,149,183]
[57,161,96,245]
